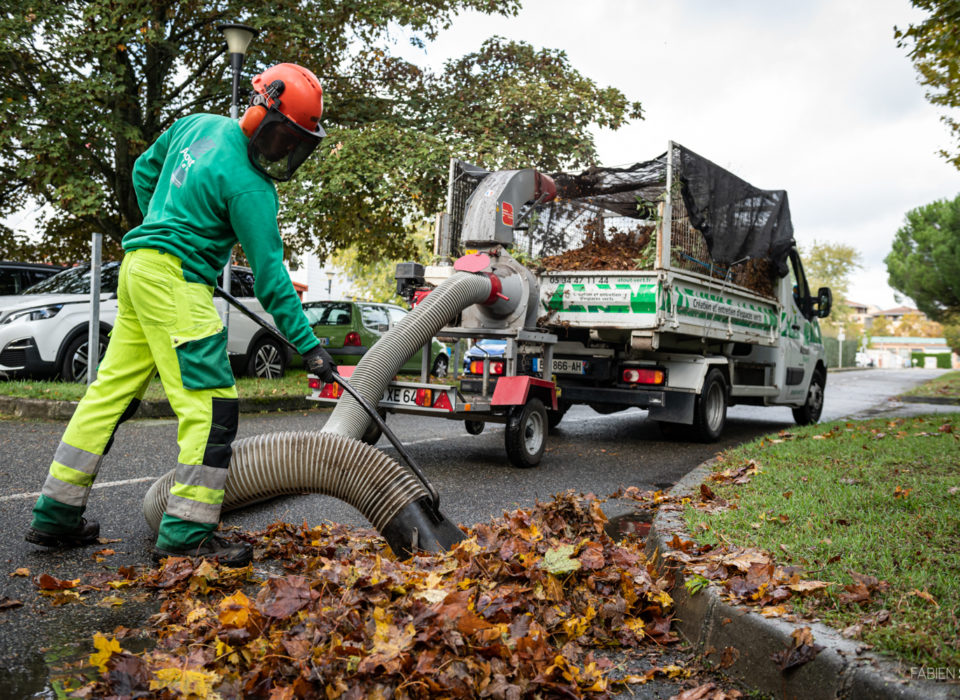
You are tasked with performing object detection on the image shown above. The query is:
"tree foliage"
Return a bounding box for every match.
[800,240,862,337]
[885,193,960,321]
[0,2,642,266]
[331,223,434,303]
[896,1,960,168]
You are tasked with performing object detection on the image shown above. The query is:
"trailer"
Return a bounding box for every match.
[309,142,832,464]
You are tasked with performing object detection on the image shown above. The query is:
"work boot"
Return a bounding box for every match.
[153,534,253,567]
[25,517,100,548]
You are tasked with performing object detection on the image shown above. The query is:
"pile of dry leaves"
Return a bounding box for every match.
[53,493,696,699]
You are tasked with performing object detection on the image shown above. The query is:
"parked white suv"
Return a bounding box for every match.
[0,263,289,381]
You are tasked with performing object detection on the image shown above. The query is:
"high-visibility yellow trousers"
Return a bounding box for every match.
[30,248,239,550]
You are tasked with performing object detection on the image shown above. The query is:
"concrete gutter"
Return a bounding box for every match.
[0,395,316,420]
[645,461,960,700]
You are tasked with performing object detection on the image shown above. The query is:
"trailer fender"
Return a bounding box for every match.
[491,376,557,410]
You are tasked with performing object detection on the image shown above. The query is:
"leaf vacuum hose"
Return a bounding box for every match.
[142,271,493,556]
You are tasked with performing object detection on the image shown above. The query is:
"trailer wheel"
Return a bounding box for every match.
[792,370,825,426]
[465,419,485,435]
[361,409,387,445]
[692,368,727,443]
[505,397,547,468]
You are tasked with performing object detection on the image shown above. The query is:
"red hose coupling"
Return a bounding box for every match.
[483,273,509,305]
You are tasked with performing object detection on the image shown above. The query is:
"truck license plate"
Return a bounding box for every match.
[552,358,586,374]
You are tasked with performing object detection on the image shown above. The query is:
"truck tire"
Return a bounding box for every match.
[792,370,825,426]
[547,400,570,431]
[692,368,727,442]
[361,408,387,445]
[61,332,109,383]
[465,419,485,435]
[505,397,547,468]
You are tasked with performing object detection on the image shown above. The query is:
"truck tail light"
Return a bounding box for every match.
[468,360,505,375]
[415,388,432,406]
[319,382,343,399]
[344,331,362,346]
[622,368,665,385]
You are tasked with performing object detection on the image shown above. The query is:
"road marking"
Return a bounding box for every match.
[0,476,156,503]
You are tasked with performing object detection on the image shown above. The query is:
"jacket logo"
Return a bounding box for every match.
[171,137,215,188]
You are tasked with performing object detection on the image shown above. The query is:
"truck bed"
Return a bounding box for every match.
[539,269,780,347]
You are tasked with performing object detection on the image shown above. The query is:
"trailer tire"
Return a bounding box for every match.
[465,419,485,435]
[692,368,727,443]
[792,370,825,426]
[361,409,387,445]
[505,397,547,468]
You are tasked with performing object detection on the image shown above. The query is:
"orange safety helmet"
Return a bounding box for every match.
[239,63,326,181]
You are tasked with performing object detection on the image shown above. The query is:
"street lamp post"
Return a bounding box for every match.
[326,271,335,298]
[217,23,258,331]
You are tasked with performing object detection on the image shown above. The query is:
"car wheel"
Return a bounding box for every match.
[247,336,287,379]
[505,397,547,468]
[431,354,449,378]
[792,370,825,426]
[61,332,108,383]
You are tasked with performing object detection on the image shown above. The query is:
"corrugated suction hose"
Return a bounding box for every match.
[142,271,492,556]
[323,271,493,439]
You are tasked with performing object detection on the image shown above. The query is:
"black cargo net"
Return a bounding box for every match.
[445,145,794,298]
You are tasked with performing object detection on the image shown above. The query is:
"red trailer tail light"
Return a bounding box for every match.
[319,382,343,399]
[308,377,321,390]
[415,388,433,406]
[622,368,665,385]
[344,331,362,346]
[433,392,453,411]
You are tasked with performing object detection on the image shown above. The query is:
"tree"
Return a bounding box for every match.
[0,4,642,266]
[800,240,863,337]
[885,194,960,321]
[869,314,893,337]
[896,1,960,168]
[331,223,434,303]
[944,318,960,353]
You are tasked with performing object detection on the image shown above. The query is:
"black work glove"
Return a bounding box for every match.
[303,346,337,383]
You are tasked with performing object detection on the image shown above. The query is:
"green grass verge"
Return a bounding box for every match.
[901,370,960,399]
[684,413,960,669]
[0,371,315,403]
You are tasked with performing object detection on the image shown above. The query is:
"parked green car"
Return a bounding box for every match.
[302,300,450,377]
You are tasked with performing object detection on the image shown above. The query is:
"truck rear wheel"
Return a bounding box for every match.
[792,370,825,426]
[505,397,547,468]
[465,419,485,435]
[361,409,387,445]
[692,368,727,442]
[547,400,570,431]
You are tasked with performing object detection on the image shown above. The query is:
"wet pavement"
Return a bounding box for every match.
[0,368,951,697]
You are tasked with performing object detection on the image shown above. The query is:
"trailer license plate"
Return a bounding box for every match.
[552,358,586,374]
[383,386,419,405]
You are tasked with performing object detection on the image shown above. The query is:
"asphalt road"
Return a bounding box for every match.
[0,367,952,696]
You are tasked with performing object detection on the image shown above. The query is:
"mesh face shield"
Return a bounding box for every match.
[247,105,326,182]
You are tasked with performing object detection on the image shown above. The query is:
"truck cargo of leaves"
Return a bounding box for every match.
[540,223,777,299]
[62,492,705,698]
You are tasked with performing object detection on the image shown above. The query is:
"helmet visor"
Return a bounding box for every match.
[248,106,325,182]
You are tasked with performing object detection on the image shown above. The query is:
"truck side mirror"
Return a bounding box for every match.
[815,287,832,318]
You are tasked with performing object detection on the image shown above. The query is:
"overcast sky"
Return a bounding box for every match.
[393,0,960,310]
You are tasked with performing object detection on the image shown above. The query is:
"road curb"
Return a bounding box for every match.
[644,460,959,700]
[0,394,317,420]
[898,396,960,406]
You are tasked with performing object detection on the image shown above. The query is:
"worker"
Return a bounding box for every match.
[25,63,337,567]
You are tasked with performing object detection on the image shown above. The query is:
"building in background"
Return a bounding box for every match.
[288,251,346,303]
